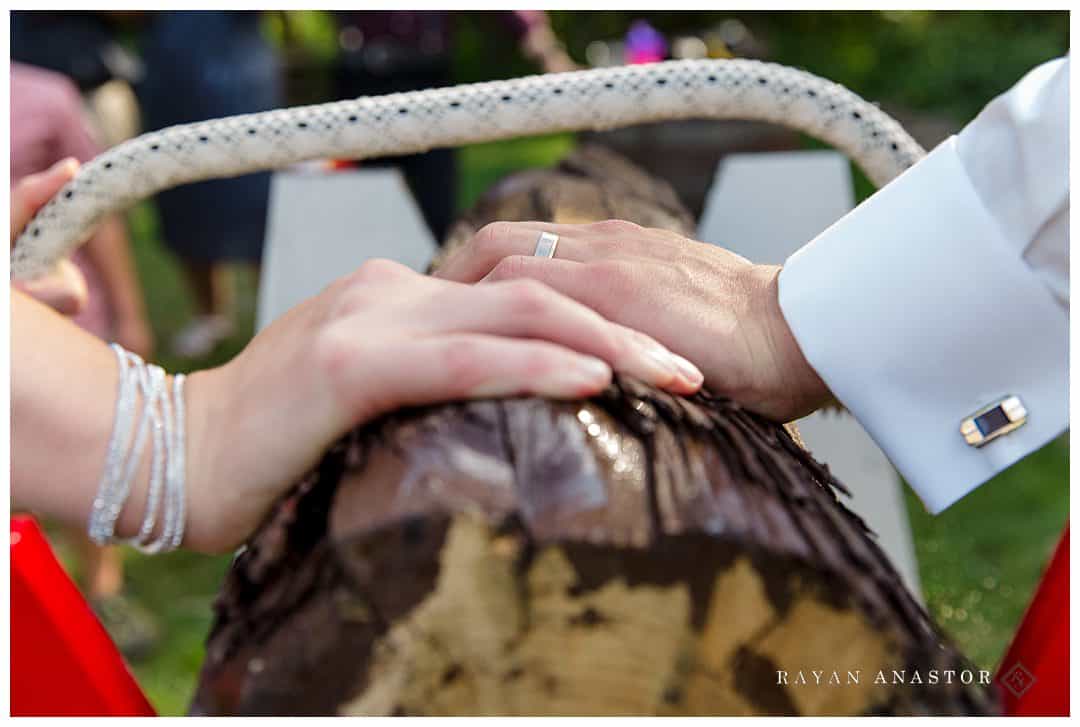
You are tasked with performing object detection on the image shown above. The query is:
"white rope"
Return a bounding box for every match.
[11,58,925,280]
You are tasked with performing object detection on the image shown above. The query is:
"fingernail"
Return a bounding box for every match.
[54,157,79,173]
[640,342,702,387]
[631,345,671,381]
[669,351,704,386]
[577,356,613,384]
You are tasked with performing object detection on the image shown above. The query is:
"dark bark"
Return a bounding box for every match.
[190,145,998,716]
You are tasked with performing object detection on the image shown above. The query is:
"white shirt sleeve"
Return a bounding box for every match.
[777,57,1069,515]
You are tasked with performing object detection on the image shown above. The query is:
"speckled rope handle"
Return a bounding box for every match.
[12,58,925,280]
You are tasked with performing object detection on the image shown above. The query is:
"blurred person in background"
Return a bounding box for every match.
[10,59,158,660]
[10,10,145,148]
[137,10,283,358]
[328,11,576,241]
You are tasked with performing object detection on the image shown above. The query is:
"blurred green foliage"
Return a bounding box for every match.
[273,11,1067,123]
[903,436,1067,671]
[545,11,1068,122]
[91,10,1070,714]
[752,10,1067,121]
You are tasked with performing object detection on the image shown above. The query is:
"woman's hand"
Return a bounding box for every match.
[435,220,833,423]
[182,259,702,552]
[11,158,89,315]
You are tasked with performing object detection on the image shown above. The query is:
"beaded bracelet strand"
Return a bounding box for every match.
[87,344,187,552]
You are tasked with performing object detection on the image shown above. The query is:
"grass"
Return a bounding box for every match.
[904,436,1068,672]
[44,12,1068,714]
[116,550,234,716]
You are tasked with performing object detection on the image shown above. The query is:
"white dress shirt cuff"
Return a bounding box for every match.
[777,137,1068,514]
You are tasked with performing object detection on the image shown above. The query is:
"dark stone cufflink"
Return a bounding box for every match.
[961,396,1027,447]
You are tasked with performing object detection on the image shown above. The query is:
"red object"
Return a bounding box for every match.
[6,517,1070,716]
[327,159,359,170]
[10,515,155,716]
[994,526,1069,716]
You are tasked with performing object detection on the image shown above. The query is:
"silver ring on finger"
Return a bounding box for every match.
[533,231,559,259]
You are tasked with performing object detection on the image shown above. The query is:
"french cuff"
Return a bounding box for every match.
[777,136,1068,514]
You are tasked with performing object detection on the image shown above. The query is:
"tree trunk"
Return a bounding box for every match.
[190,146,998,716]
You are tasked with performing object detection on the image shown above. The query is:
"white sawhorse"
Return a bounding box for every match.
[256,167,437,332]
[699,150,923,601]
[256,152,922,600]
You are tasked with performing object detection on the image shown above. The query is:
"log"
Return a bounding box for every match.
[441,143,697,248]
[190,146,997,716]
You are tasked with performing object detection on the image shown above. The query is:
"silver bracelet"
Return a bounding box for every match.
[126,359,167,552]
[88,344,137,545]
[131,372,187,554]
[87,344,187,552]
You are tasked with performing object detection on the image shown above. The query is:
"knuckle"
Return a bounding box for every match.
[592,236,624,256]
[312,325,360,385]
[474,221,516,257]
[501,278,552,316]
[488,254,528,281]
[329,282,375,318]
[352,257,405,284]
[330,259,408,315]
[590,218,641,236]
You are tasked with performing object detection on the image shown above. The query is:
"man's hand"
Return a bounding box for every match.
[181,258,703,552]
[435,220,833,422]
[11,158,89,316]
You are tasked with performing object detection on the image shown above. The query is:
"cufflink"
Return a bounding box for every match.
[961,396,1027,447]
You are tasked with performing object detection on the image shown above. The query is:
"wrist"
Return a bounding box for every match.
[752,265,832,420]
[178,366,229,552]
[178,345,332,554]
